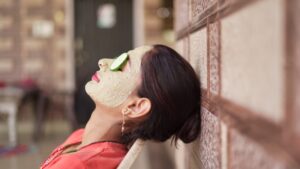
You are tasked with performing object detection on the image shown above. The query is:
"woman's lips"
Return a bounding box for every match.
[92,72,100,83]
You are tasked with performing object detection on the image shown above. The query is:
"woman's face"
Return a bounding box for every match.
[85,45,153,107]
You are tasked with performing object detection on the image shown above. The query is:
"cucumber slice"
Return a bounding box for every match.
[110,53,129,71]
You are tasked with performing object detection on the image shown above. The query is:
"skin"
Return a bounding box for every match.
[85,45,153,107]
[70,46,153,151]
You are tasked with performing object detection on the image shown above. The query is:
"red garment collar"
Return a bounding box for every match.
[60,129,127,151]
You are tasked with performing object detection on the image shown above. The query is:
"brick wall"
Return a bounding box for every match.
[0,0,67,91]
[174,0,300,168]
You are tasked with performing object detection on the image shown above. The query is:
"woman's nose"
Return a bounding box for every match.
[98,59,113,71]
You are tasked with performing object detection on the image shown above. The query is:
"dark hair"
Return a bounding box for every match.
[122,44,201,145]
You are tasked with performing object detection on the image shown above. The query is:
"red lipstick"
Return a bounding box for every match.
[92,72,100,82]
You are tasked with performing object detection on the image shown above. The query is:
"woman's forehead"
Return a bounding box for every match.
[125,46,152,73]
[128,45,152,57]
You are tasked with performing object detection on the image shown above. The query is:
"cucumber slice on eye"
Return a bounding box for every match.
[110,53,129,71]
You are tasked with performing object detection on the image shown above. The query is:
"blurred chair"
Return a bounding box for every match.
[117,139,145,169]
[31,89,78,141]
[0,78,77,144]
[0,86,24,146]
[16,78,76,141]
[16,78,46,141]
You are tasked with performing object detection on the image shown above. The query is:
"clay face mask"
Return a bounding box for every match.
[85,46,153,107]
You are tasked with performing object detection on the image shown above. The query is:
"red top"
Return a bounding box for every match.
[40,129,128,169]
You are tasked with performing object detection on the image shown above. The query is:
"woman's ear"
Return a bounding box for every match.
[123,97,151,119]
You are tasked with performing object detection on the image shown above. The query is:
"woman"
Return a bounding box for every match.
[41,44,201,169]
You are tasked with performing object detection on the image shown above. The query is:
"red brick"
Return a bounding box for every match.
[199,108,221,169]
[208,21,221,96]
[190,0,217,22]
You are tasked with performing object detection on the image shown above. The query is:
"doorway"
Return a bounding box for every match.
[74,0,133,125]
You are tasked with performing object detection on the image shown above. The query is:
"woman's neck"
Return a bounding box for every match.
[79,108,122,149]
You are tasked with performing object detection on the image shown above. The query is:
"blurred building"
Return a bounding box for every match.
[0,0,68,91]
[0,0,176,168]
[0,0,174,124]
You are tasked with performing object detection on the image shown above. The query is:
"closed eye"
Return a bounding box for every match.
[121,56,131,72]
[110,53,130,71]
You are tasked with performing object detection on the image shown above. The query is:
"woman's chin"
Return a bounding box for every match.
[85,82,96,98]
[85,81,126,108]
[84,84,106,106]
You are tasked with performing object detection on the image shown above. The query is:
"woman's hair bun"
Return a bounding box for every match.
[175,106,201,143]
